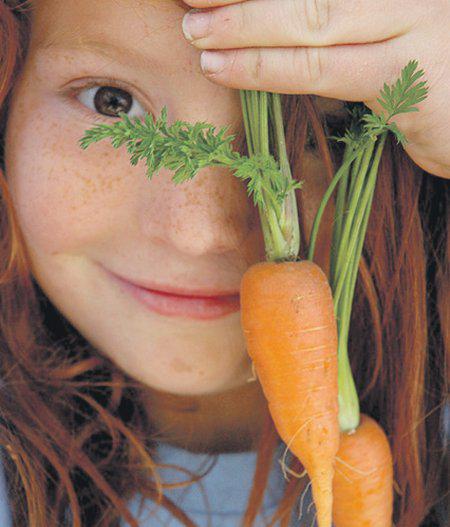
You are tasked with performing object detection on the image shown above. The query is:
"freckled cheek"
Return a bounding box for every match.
[8,128,131,255]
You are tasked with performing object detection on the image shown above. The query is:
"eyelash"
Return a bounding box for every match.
[67,79,145,123]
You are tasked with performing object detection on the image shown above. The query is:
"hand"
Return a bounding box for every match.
[181,0,450,179]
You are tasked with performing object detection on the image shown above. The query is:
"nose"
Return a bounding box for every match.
[135,96,260,257]
[136,137,256,257]
[165,165,254,256]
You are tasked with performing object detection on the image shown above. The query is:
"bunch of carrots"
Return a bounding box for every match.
[240,61,427,526]
[80,60,428,526]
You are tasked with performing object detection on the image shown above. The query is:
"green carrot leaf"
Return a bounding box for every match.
[375,59,429,121]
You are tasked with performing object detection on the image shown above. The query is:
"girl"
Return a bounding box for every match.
[0,0,448,526]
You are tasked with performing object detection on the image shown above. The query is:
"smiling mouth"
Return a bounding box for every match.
[102,266,241,320]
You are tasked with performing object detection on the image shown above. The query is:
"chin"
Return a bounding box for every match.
[131,361,254,397]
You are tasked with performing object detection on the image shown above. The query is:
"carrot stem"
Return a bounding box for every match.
[239,90,255,156]
[329,144,354,280]
[339,133,387,341]
[239,90,301,262]
[332,141,375,290]
[307,151,358,263]
[310,126,388,432]
[330,147,364,285]
[270,93,301,256]
[308,125,385,431]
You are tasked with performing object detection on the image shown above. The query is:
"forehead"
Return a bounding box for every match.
[30,0,188,49]
[26,0,192,80]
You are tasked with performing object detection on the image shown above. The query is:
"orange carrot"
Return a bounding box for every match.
[332,414,394,527]
[240,259,339,527]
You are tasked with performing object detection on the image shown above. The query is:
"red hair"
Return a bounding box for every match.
[0,2,448,526]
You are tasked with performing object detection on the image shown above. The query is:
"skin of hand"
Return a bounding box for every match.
[181,0,450,180]
[4,0,338,451]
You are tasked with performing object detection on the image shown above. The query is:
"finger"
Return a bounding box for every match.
[182,0,423,50]
[199,37,409,103]
[184,0,241,6]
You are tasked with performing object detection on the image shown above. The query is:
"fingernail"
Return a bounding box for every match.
[182,9,212,42]
[200,51,227,74]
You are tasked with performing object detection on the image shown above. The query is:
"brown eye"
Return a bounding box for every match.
[77,85,146,119]
[94,86,132,116]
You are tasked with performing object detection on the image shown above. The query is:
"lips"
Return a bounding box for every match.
[102,266,241,320]
[117,276,239,298]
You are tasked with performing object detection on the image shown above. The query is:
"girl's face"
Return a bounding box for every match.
[4,0,343,397]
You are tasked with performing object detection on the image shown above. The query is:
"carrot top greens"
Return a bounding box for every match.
[79,59,428,432]
[306,60,428,430]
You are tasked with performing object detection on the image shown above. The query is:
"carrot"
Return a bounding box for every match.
[240,259,340,527]
[332,414,394,527]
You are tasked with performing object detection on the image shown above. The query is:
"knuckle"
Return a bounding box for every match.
[302,47,324,84]
[251,48,264,82]
[302,0,331,34]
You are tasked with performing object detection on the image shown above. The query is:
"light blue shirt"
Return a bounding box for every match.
[0,449,12,527]
[2,438,449,527]
[122,440,315,526]
[0,441,314,526]
[2,402,449,525]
